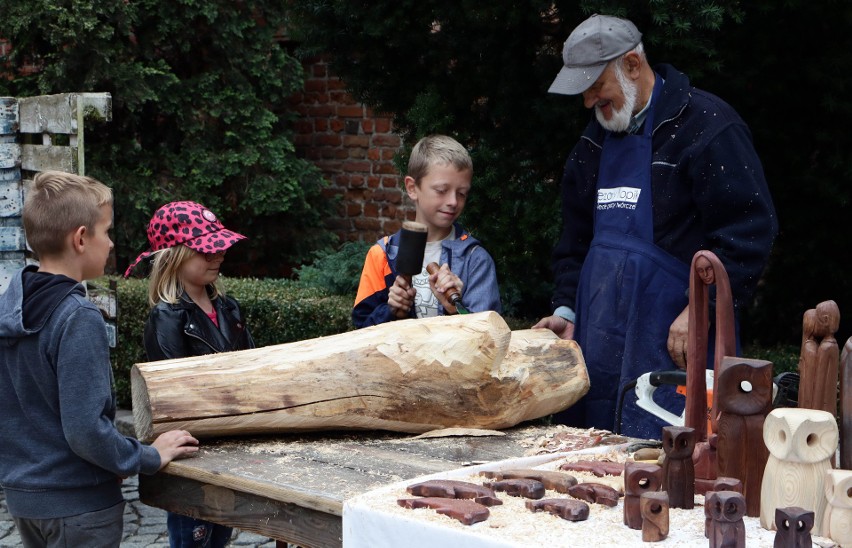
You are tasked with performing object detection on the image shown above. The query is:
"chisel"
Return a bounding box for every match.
[426,262,469,314]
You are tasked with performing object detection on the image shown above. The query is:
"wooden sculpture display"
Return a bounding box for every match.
[623,462,662,529]
[797,300,840,415]
[773,507,814,548]
[661,425,696,509]
[685,250,736,438]
[842,336,852,470]
[640,491,669,542]
[131,312,591,441]
[707,490,747,548]
[822,469,852,546]
[715,356,773,517]
[760,408,838,535]
[684,251,736,495]
[706,478,744,538]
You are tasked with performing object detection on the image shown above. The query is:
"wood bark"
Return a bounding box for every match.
[132,312,590,442]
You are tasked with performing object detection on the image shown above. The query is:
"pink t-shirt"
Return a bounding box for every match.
[206,308,219,328]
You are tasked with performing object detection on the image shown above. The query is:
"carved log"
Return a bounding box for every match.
[707,491,746,548]
[624,462,662,529]
[131,312,590,441]
[558,460,625,477]
[841,337,852,470]
[661,426,695,509]
[526,498,589,521]
[407,479,502,506]
[798,300,840,415]
[760,408,838,535]
[480,469,577,493]
[397,497,489,525]
[716,356,772,517]
[567,483,619,507]
[640,491,669,542]
[484,479,545,499]
[823,469,852,547]
[774,507,814,548]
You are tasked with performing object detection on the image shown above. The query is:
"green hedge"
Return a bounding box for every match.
[110,276,354,408]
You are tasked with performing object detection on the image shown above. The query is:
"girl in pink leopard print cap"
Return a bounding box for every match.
[126,201,254,547]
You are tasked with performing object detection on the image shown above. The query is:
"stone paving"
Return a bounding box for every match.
[0,476,277,548]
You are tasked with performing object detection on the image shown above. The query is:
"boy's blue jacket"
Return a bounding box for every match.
[0,266,161,519]
[352,223,502,328]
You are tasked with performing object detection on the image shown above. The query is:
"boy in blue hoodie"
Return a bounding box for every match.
[352,135,501,327]
[0,171,199,548]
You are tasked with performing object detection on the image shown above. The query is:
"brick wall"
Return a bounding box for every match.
[289,56,414,244]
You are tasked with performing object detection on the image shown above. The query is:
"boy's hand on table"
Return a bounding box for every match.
[153,429,200,469]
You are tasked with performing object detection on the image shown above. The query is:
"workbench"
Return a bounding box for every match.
[138,423,624,547]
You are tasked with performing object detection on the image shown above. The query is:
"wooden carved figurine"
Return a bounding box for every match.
[624,462,662,529]
[707,490,746,548]
[640,491,669,542]
[705,478,744,538]
[685,250,736,438]
[685,251,736,495]
[774,507,814,548]
[822,469,852,547]
[841,336,852,470]
[760,407,838,535]
[715,356,772,517]
[693,433,719,495]
[661,426,695,509]
[797,300,840,415]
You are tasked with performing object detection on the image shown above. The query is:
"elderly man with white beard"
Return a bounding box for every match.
[534,14,778,439]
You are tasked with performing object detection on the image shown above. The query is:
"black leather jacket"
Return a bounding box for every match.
[143,292,254,361]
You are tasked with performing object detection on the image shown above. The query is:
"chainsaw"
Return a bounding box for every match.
[633,369,798,428]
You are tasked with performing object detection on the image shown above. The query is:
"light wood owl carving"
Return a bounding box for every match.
[822,469,852,546]
[760,407,838,535]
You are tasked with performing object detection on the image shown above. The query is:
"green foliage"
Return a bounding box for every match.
[0,1,338,276]
[111,276,353,407]
[287,1,852,345]
[294,240,374,296]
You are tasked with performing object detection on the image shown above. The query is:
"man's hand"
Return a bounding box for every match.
[389,275,416,318]
[428,263,463,314]
[152,429,199,470]
[667,306,690,370]
[533,315,575,340]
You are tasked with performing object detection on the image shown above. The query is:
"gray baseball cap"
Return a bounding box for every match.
[548,14,642,95]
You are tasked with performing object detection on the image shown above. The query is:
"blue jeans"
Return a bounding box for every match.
[167,512,233,548]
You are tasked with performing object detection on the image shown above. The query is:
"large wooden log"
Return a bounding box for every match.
[131,312,589,442]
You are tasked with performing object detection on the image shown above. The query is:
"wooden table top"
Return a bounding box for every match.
[139,423,626,547]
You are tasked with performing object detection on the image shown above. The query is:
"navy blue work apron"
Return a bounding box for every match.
[570,77,690,440]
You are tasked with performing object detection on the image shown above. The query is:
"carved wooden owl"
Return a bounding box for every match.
[715,358,773,416]
[662,426,696,460]
[763,408,838,464]
[709,490,747,522]
[707,491,746,548]
[774,506,814,548]
[823,469,852,546]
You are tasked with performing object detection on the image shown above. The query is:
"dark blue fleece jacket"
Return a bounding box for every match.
[0,266,161,519]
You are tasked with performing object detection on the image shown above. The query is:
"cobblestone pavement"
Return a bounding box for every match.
[0,476,277,548]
